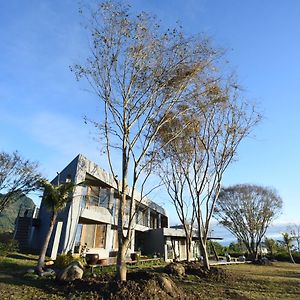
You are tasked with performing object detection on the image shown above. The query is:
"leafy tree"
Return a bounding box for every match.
[0,151,42,213]
[73,1,218,280]
[264,237,278,257]
[36,180,78,274]
[228,240,247,254]
[215,184,282,260]
[281,232,295,264]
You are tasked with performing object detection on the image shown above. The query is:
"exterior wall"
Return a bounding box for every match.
[30,154,169,260]
[31,155,81,256]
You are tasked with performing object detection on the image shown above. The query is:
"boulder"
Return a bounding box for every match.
[40,268,56,278]
[26,268,35,274]
[45,260,54,266]
[164,263,185,277]
[157,276,178,297]
[23,273,39,280]
[56,261,84,282]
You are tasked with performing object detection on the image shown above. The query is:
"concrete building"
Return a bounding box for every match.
[14,154,204,262]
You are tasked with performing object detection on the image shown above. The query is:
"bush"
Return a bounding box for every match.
[270,252,300,264]
[54,253,84,269]
[0,239,19,256]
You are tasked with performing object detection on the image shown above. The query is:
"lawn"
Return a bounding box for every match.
[178,262,300,299]
[0,253,300,299]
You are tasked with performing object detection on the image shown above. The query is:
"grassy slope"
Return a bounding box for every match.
[179,262,300,299]
[0,253,64,300]
[0,253,300,299]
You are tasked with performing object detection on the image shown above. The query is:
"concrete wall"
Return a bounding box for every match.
[31,154,169,258]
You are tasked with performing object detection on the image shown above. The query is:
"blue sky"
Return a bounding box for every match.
[1,0,300,226]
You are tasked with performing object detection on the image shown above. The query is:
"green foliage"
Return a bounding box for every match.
[209,241,225,255]
[0,239,19,256]
[270,252,300,264]
[54,253,83,269]
[227,241,247,254]
[39,180,77,214]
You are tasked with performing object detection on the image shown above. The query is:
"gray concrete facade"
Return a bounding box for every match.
[30,154,170,260]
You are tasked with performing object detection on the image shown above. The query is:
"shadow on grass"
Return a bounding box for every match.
[6,253,38,261]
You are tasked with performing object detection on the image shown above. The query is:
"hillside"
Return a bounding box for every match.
[0,194,35,233]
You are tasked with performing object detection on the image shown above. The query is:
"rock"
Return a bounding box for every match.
[45,260,54,266]
[23,273,39,280]
[157,276,178,297]
[56,261,84,282]
[238,255,246,262]
[26,268,35,274]
[164,263,185,277]
[40,268,56,278]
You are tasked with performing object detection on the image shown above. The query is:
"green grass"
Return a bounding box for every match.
[0,253,65,299]
[1,253,300,299]
[178,262,300,299]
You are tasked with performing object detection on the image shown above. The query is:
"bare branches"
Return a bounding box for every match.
[0,151,42,213]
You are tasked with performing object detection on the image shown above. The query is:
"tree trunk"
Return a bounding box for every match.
[36,213,57,274]
[199,238,210,270]
[185,236,192,262]
[116,237,129,281]
[288,248,295,264]
[210,241,219,261]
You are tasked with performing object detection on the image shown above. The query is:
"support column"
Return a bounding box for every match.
[158,214,161,228]
[147,208,151,228]
[50,221,63,260]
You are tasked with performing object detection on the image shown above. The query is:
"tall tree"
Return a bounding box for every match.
[36,180,78,274]
[73,1,218,280]
[215,184,282,260]
[282,232,295,264]
[155,79,260,269]
[0,151,42,213]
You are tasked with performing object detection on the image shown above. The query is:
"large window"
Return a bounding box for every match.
[84,186,110,209]
[136,205,148,226]
[80,224,107,248]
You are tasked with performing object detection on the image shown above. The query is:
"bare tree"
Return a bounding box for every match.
[72,1,215,281]
[215,184,282,260]
[0,151,42,213]
[160,161,196,261]
[155,79,260,269]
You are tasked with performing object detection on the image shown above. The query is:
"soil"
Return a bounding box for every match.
[61,270,190,300]
[183,261,231,282]
[55,263,233,299]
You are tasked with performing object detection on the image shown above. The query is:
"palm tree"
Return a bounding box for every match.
[36,179,78,274]
[282,232,295,264]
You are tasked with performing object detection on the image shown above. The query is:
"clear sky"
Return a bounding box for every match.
[1,0,299,226]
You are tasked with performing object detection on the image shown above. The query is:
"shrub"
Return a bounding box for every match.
[270,252,300,264]
[0,239,19,256]
[54,253,80,269]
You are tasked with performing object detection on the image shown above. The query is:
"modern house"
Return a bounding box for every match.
[14,154,202,261]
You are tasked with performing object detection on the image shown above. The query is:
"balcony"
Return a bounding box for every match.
[80,195,113,224]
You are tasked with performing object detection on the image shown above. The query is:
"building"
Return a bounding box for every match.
[14,154,203,261]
